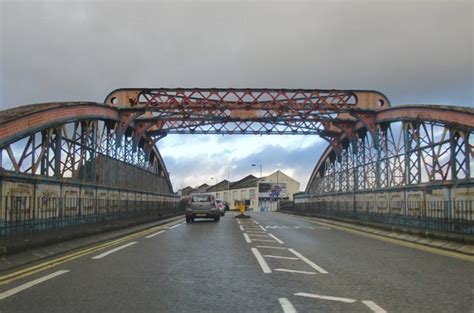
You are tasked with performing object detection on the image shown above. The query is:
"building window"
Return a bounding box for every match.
[216,192,221,200]
[249,188,256,199]
[223,192,228,202]
[233,191,238,201]
[241,190,247,200]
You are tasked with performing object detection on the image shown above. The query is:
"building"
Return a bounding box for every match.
[181,170,300,212]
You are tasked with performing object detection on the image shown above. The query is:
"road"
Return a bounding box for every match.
[0,212,472,312]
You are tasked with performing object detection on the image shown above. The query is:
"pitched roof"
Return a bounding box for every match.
[206,180,230,192]
[230,175,258,190]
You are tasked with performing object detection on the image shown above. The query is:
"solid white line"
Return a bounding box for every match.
[253,220,260,225]
[92,242,138,259]
[251,248,272,273]
[168,224,181,229]
[145,230,166,239]
[239,225,244,231]
[237,219,241,224]
[294,292,356,303]
[243,233,252,243]
[278,298,297,313]
[288,248,328,274]
[259,225,267,232]
[274,268,316,275]
[362,300,387,313]
[268,233,284,244]
[0,270,69,300]
[251,239,276,242]
[264,255,299,260]
[257,245,287,250]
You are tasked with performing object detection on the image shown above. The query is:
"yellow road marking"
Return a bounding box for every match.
[277,213,474,262]
[0,218,184,285]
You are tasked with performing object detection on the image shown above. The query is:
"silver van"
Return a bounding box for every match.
[185,193,220,223]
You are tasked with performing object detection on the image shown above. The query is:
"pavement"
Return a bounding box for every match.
[0,211,472,312]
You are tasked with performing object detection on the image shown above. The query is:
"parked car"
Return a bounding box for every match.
[216,200,226,216]
[186,193,220,223]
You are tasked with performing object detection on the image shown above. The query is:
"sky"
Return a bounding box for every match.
[0,0,473,191]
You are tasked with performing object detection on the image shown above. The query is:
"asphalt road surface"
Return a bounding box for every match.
[0,212,472,313]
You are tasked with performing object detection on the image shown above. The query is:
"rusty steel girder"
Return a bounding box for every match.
[104,88,390,136]
[306,105,474,195]
[0,88,472,199]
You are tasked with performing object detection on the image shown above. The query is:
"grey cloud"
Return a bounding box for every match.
[163,138,327,191]
[1,0,472,108]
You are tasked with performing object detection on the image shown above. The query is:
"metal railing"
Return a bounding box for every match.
[0,196,186,237]
[279,199,474,235]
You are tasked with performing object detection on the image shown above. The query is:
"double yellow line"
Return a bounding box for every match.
[0,219,184,285]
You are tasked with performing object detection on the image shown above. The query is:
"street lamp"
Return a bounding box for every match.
[210,177,219,193]
[251,164,262,178]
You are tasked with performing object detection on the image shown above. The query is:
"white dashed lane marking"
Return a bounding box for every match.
[251,248,272,273]
[278,298,297,313]
[257,245,287,250]
[288,248,328,274]
[243,233,252,243]
[263,255,299,260]
[275,269,317,275]
[268,233,284,244]
[0,270,70,300]
[91,242,138,260]
[362,300,387,313]
[294,293,387,312]
[145,230,166,239]
[295,293,356,303]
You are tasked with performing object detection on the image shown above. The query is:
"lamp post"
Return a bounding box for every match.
[210,177,219,197]
[251,164,262,178]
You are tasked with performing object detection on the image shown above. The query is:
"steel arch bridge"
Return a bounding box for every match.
[0,88,473,241]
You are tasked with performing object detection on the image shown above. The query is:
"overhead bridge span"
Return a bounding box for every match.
[0,88,472,251]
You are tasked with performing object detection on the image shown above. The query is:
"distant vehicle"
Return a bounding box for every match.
[216,200,226,216]
[186,193,220,223]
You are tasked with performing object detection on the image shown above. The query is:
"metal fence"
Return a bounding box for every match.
[279,199,474,235]
[0,195,186,237]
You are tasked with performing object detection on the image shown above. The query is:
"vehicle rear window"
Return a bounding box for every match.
[192,195,211,202]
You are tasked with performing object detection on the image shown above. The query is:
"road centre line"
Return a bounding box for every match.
[295,292,356,303]
[239,225,244,231]
[257,245,287,250]
[263,255,299,260]
[168,223,181,229]
[92,242,138,259]
[288,248,328,274]
[0,270,69,300]
[145,230,166,239]
[251,248,272,273]
[268,233,284,244]
[362,300,387,313]
[278,298,297,313]
[274,268,316,275]
[243,233,252,243]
